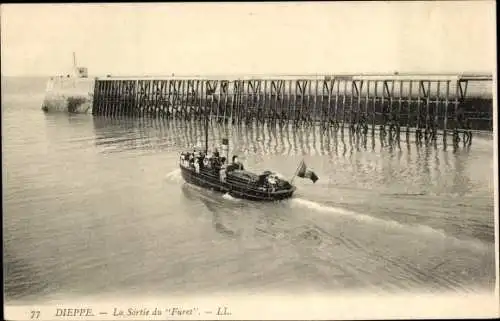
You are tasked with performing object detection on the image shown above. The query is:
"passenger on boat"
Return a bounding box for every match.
[206,151,214,169]
[188,154,195,169]
[257,171,277,191]
[235,155,244,170]
[219,167,226,182]
[212,153,221,169]
[203,155,210,169]
[226,155,244,172]
[199,155,205,171]
[213,148,220,158]
[218,157,227,181]
[267,174,277,192]
[187,152,193,166]
[194,158,200,173]
[180,153,185,166]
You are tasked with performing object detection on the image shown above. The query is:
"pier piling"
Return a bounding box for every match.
[91,74,492,146]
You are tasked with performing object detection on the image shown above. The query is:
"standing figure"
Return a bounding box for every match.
[194,158,200,173]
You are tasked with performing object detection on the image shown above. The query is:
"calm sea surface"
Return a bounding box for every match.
[2,77,496,304]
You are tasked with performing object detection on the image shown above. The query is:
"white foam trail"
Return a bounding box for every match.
[164,168,182,182]
[182,181,240,203]
[291,198,488,251]
[292,198,378,221]
[222,192,240,202]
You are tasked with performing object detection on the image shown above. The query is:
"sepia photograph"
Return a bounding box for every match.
[2,1,498,320]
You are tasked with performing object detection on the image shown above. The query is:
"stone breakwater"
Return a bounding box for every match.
[41,76,94,114]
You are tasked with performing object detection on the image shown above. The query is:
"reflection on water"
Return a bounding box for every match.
[3,101,496,304]
[91,117,492,199]
[91,116,479,155]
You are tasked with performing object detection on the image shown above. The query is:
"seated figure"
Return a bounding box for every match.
[226,155,244,172]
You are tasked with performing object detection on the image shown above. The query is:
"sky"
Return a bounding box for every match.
[0,1,496,77]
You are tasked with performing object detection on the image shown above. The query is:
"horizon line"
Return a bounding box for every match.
[2,71,495,78]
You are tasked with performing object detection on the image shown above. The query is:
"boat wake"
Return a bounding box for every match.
[164,169,183,183]
[187,185,242,204]
[290,198,489,251]
[222,193,241,202]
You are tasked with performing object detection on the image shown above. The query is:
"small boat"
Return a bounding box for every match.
[179,157,296,201]
[178,101,318,202]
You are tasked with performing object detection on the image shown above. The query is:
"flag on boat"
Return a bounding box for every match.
[297,160,319,183]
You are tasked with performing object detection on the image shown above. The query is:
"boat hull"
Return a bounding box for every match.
[180,166,295,201]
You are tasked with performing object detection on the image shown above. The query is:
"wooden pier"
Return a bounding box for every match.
[92,73,493,146]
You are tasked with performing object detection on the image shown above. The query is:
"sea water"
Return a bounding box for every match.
[2,76,496,304]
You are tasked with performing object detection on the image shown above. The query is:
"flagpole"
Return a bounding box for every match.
[290,159,304,184]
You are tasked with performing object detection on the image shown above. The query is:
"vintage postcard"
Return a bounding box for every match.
[2,1,498,320]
